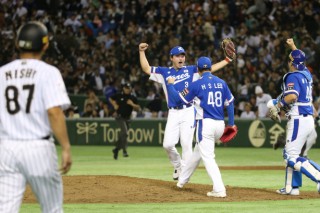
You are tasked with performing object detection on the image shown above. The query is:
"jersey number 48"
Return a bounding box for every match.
[207,91,222,107]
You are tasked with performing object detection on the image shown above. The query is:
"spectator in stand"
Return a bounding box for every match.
[81,103,98,118]
[255,85,272,118]
[84,89,100,113]
[240,102,256,119]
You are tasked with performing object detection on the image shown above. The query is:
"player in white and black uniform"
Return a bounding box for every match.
[0,21,72,212]
[139,43,232,180]
[167,57,235,197]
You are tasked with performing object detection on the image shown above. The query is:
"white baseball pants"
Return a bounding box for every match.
[179,119,226,192]
[0,140,63,213]
[163,106,195,170]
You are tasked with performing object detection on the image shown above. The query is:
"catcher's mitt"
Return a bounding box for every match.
[221,38,236,62]
[220,125,238,143]
[273,133,286,150]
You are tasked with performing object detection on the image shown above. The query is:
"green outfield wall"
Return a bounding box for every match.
[66,118,320,148]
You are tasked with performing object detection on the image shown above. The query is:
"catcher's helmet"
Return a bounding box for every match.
[16,21,48,52]
[289,49,306,70]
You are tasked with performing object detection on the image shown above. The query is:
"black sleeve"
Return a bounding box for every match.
[131,95,139,104]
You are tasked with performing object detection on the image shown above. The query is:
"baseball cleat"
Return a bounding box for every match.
[207,191,227,198]
[176,182,184,188]
[276,188,300,196]
[123,152,129,157]
[172,168,181,180]
[112,148,118,160]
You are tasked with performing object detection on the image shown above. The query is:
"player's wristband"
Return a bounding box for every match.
[279,99,288,107]
[225,57,232,63]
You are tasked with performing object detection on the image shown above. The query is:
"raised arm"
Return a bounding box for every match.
[211,38,236,73]
[286,38,297,50]
[211,60,230,73]
[139,43,151,75]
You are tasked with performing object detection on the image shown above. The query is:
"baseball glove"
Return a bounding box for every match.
[220,125,238,143]
[268,106,281,123]
[221,38,236,62]
[273,133,286,150]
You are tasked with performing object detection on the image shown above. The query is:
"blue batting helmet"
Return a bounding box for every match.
[289,49,306,70]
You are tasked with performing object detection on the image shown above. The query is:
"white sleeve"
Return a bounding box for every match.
[43,67,71,110]
[149,73,163,83]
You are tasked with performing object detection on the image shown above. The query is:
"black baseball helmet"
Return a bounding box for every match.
[16,21,48,52]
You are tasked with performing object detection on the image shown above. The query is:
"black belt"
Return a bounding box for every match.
[42,135,50,140]
[169,104,192,110]
[288,114,311,120]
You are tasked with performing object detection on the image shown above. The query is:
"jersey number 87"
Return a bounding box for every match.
[5,84,35,114]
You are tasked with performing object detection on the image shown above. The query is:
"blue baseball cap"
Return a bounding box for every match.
[170,46,186,56]
[197,56,212,69]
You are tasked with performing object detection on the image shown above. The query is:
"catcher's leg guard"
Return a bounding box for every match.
[283,167,301,193]
[292,170,302,188]
[308,159,320,171]
[288,157,320,183]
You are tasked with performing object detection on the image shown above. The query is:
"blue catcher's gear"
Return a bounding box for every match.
[289,49,306,70]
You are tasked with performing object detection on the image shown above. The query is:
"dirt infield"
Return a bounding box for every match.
[23,166,319,203]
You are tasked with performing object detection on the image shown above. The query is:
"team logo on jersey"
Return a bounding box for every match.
[184,69,188,73]
[181,88,189,97]
[287,82,294,90]
[174,73,190,83]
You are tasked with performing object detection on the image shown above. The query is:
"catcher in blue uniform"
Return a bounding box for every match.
[268,39,320,195]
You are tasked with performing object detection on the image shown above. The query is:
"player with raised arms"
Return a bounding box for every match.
[139,39,235,180]
[268,38,320,195]
[166,56,236,197]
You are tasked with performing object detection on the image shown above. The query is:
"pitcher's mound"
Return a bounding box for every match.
[23,175,319,203]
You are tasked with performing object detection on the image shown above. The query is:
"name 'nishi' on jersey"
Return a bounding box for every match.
[0,59,70,140]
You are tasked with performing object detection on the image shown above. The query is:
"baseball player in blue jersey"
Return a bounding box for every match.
[139,43,233,180]
[167,56,235,197]
[268,39,320,195]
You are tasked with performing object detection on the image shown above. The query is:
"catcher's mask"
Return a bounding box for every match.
[289,49,306,71]
[16,21,48,52]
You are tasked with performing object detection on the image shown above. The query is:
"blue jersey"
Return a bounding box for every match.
[150,65,199,108]
[168,72,234,120]
[282,68,313,116]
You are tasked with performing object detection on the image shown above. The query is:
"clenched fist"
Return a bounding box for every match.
[139,43,149,51]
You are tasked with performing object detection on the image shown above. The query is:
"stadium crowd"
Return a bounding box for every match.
[1,0,320,118]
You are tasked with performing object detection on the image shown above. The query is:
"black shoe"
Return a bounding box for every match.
[123,152,129,157]
[112,148,118,160]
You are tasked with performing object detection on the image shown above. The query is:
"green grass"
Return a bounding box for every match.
[21,200,320,213]
[21,146,320,212]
